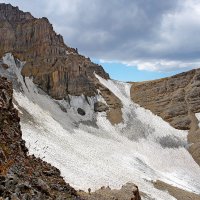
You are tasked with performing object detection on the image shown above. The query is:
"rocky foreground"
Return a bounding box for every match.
[0,76,81,199]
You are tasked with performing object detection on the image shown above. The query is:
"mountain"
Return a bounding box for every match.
[0,3,123,126]
[0,75,141,200]
[0,3,200,200]
[131,69,200,166]
[0,3,108,97]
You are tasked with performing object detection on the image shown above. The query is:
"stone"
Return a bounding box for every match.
[0,149,6,164]
[77,108,86,116]
[80,183,141,200]
[31,178,50,195]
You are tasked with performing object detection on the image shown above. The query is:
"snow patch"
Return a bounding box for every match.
[2,53,200,199]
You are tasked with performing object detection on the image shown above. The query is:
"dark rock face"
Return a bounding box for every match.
[131,69,200,165]
[0,76,80,199]
[77,108,86,116]
[0,3,109,99]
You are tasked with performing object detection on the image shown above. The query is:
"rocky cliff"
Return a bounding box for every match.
[0,76,81,200]
[0,3,123,124]
[0,3,109,99]
[131,69,200,165]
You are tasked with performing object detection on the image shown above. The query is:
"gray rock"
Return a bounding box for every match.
[77,108,86,116]
[94,102,109,112]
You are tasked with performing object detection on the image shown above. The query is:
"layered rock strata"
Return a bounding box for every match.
[0,3,109,98]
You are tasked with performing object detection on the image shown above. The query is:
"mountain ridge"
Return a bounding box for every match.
[131,68,200,165]
[0,3,109,98]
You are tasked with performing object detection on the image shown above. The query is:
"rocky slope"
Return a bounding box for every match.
[131,69,200,165]
[0,76,143,200]
[0,76,142,200]
[1,2,200,199]
[0,3,123,125]
[0,3,143,200]
[0,76,81,200]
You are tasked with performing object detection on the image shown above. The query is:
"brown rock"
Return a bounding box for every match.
[0,3,109,99]
[154,180,200,200]
[131,69,200,165]
[0,76,80,199]
[80,183,141,200]
[95,80,123,124]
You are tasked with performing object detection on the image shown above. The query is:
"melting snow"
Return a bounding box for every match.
[2,53,200,200]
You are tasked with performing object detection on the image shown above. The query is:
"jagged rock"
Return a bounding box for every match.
[31,178,50,195]
[0,149,6,164]
[0,76,81,199]
[0,3,124,125]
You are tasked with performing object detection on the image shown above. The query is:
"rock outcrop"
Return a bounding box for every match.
[0,76,81,199]
[131,69,200,165]
[0,3,109,99]
[95,81,123,124]
[80,183,141,200]
[0,3,123,124]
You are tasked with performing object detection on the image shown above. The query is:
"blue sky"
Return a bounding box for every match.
[93,59,186,82]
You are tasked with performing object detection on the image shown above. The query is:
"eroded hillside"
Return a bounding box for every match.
[131,69,200,165]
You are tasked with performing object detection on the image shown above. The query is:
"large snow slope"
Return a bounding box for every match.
[2,53,200,200]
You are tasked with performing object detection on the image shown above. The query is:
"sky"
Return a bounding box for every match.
[1,0,200,81]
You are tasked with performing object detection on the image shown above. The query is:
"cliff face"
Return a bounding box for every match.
[131,69,200,165]
[0,3,123,124]
[0,76,81,199]
[0,3,109,99]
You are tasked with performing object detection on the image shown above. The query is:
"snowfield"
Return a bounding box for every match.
[2,53,200,200]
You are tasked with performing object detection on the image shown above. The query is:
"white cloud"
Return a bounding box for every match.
[124,60,200,72]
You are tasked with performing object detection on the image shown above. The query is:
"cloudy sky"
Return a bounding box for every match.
[1,0,200,81]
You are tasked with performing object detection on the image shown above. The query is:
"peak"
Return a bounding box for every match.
[0,3,33,21]
[0,3,15,9]
[0,3,109,99]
